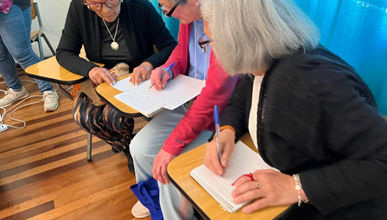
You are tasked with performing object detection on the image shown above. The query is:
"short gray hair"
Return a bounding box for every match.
[201,0,320,74]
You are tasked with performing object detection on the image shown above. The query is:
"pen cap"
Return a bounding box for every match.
[214,105,220,124]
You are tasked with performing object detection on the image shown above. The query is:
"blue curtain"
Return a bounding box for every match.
[294,0,387,115]
[149,0,180,40]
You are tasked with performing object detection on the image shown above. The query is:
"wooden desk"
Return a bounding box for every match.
[95,75,143,118]
[167,134,289,220]
[25,56,102,85]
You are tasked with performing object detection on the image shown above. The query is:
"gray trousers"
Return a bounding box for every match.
[130,105,212,220]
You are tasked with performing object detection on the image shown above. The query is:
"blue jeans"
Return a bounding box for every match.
[0,5,53,93]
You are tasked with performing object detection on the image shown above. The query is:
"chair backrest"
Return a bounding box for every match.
[31,0,37,20]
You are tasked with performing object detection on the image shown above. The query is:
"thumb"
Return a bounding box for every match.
[161,73,170,88]
[220,144,233,168]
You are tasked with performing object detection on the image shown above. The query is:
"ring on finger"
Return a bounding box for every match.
[255,181,261,189]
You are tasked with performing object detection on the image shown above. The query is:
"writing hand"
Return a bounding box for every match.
[150,67,171,91]
[88,67,116,86]
[232,170,301,213]
[152,149,176,184]
[129,62,153,86]
[204,129,236,176]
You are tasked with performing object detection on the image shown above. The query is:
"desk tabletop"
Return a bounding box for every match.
[95,75,142,117]
[167,134,289,220]
[25,56,102,85]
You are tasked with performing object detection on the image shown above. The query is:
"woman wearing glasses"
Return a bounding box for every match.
[56,0,176,174]
[202,0,387,219]
[129,0,238,219]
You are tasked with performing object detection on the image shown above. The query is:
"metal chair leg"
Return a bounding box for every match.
[42,33,56,56]
[56,84,73,101]
[87,133,92,161]
[37,36,44,60]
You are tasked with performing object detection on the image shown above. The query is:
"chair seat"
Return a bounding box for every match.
[30,30,40,40]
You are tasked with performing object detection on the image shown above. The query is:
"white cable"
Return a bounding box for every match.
[1,95,44,129]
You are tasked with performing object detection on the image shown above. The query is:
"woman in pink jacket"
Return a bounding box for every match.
[129,0,238,219]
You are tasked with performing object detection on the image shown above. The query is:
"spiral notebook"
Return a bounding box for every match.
[190,141,278,213]
[114,75,206,117]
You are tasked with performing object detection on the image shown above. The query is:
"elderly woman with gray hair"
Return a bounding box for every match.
[129,0,238,219]
[202,0,387,219]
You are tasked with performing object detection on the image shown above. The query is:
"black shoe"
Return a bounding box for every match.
[123,147,135,174]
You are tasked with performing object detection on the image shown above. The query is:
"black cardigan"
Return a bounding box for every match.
[56,0,177,77]
[221,45,387,219]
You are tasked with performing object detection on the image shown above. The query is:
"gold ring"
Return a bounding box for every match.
[255,181,261,189]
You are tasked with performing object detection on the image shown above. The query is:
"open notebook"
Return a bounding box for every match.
[114,75,205,117]
[190,141,278,213]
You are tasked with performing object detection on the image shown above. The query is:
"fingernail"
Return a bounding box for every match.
[110,83,114,86]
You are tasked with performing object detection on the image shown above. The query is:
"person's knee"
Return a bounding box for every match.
[129,136,146,160]
[12,48,39,68]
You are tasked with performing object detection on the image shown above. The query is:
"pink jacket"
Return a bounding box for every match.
[160,23,238,156]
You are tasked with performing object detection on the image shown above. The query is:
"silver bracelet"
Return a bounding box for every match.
[293,174,308,206]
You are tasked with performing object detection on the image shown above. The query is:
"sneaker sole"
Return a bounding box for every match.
[45,103,59,112]
[131,210,150,218]
[0,93,29,108]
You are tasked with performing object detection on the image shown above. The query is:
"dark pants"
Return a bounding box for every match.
[73,93,135,173]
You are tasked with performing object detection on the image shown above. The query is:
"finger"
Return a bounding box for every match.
[132,71,140,86]
[209,146,225,176]
[161,165,169,184]
[233,185,264,204]
[153,166,163,184]
[204,150,218,175]
[154,71,163,89]
[220,143,233,168]
[101,69,115,85]
[232,178,258,197]
[160,72,170,89]
[242,198,271,214]
[233,176,253,189]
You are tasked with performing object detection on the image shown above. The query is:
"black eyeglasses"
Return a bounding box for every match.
[83,0,122,10]
[157,2,179,17]
[198,34,212,52]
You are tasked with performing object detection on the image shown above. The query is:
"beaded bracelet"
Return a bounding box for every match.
[293,174,309,206]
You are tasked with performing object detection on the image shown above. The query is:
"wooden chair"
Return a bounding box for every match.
[30,0,56,60]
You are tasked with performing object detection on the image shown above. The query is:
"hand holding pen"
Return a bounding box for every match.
[149,63,175,90]
[204,106,237,177]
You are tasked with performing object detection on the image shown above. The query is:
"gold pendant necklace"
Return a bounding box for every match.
[102,18,120,50]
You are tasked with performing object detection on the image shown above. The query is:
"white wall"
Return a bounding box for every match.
[31,0,72,58]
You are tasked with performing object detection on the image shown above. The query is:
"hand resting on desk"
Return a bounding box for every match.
[129,61,153,86]
[205,129,308,214]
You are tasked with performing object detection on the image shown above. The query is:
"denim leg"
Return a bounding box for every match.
[0,35,22,90]
[0,5,53,93]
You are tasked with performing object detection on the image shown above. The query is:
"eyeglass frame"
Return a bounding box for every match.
[198,34,212,52]
[157,2,179,17]
[83,0,122,9]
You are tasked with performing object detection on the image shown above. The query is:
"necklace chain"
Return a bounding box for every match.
[102,18,120,43]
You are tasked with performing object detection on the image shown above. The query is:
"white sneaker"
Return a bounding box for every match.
[0,87,29,108]
[132,201,150,218]
[43,90,59,112]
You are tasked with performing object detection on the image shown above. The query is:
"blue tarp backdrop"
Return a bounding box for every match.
[294,0,387,115]
[150,0,387,115]
[149,0,179,40]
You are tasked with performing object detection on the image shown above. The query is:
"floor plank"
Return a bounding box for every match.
[0,70,150,220]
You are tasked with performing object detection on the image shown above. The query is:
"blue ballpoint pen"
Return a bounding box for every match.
[214,105,222,162]
[148,62,175,89]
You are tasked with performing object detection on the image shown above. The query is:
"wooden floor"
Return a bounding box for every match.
[0,70,150,220]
